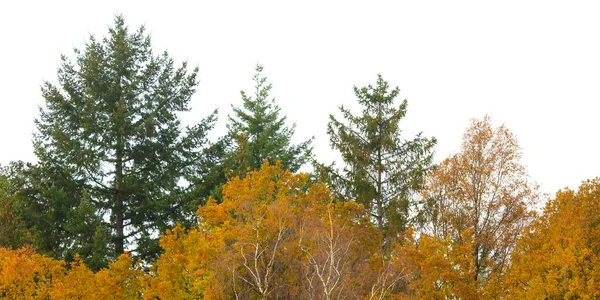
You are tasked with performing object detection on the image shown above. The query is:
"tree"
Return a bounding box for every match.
[420,115,537,293]
[505,178,600,299]
[327,74,436,235]
[0,248,146,299]
[397,230,478,299]
[1,160,113,270]
[0,247,64,299]
[147,162,389,299]
[227,64,312,178]
[34,15,216,262]
[297,200,382,299]
[0,163,35,249]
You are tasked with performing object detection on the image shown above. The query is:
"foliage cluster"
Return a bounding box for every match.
[0,16,594,299]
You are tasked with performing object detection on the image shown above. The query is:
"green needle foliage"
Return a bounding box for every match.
[327,74,436,237]
[226,64,313,178]
[0,163,36,250]
[33,15,217,264]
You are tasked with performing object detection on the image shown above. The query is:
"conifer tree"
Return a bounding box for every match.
[226,64,312,177]
[33,15,216,262]
[327,74,436,235]
[0,163,36,250]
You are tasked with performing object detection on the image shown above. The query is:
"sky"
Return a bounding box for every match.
[1,1,599,196]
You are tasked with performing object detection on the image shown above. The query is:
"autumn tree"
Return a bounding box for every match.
[393,230,478,299]
[419,115,537,294]
[227,64,313,178]
[504,178,600,299]
[327,74,436,235]
[147,162,391,299]
[0,247,146,299]
[146,163,304,299]
[296,198,386,299]
[145,209,230,299]
[33,15,217,262]
[0,247,64,299]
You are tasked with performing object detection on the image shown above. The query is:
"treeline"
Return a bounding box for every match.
[1,15,599,299]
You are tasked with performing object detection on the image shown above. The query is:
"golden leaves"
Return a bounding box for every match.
[505,178,600,299]
[0,248,143,300]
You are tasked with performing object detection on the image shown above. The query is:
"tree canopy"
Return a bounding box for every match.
[327,74,436,235]
[226,64,313,178]
[33,15,217,263]
[0,15,595,300]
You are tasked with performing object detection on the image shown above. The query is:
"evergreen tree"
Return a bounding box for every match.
[33,15,216,262]
[327,74,436,236]
[227,64,312,177]
[12,161,112,270]
[0,162,36,250]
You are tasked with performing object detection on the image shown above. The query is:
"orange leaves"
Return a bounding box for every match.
[148,162,389,299]
[8,159,597,299]
[0,247,63,299]
[297,200,380,299]
[146,222,224,299]
[505,178,600,299]
[398,230,477,299]
[420,115,537,294]
[219,163,312,298]
[49,255,95,299]
[0,248,143,300]
[95,254,145,299]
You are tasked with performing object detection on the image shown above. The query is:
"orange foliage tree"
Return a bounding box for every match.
[147,162,401,299]
[392,230,477,299]
[505,178,600,299]
[418,115,537,296]
[0,248,144,299]
[0,247,63,299]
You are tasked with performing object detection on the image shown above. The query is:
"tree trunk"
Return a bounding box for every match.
[114,95,126,256]
[376,147,383,229]
[115,137,124,255]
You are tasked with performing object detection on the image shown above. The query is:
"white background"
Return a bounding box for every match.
[1,1,599,197]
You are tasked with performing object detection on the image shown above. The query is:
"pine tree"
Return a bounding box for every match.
[226,64,312,177]
[33,15,216,262]
[327,74,436,235]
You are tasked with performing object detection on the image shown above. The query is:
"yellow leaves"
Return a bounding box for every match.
[0,247,64,299]
[421,115,537,296]
[146,221,225,299]
[95,253,145,299]
[152,161,387,299]
[49,255,95,299]
[0,248,143,300]
[505,178,600,299]
[11,160,598,299]
[396,230,477,299]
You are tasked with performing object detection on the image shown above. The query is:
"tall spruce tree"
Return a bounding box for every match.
[327,74,436,236]
[34,15,216,262]
[226,64,312,177]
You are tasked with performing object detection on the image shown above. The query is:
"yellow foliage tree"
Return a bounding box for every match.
[419,115,537,296]
[505,178,600,299]
[144,204,230,299]
[392,230,477,299]
[0,248,145,299]
[0,247,63,299]
[49,255,95,299]
[147,161,394,299]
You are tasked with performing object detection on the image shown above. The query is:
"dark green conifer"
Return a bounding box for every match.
[227,64,312,178]
[327,74,436,236]
[34,15,216,263]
